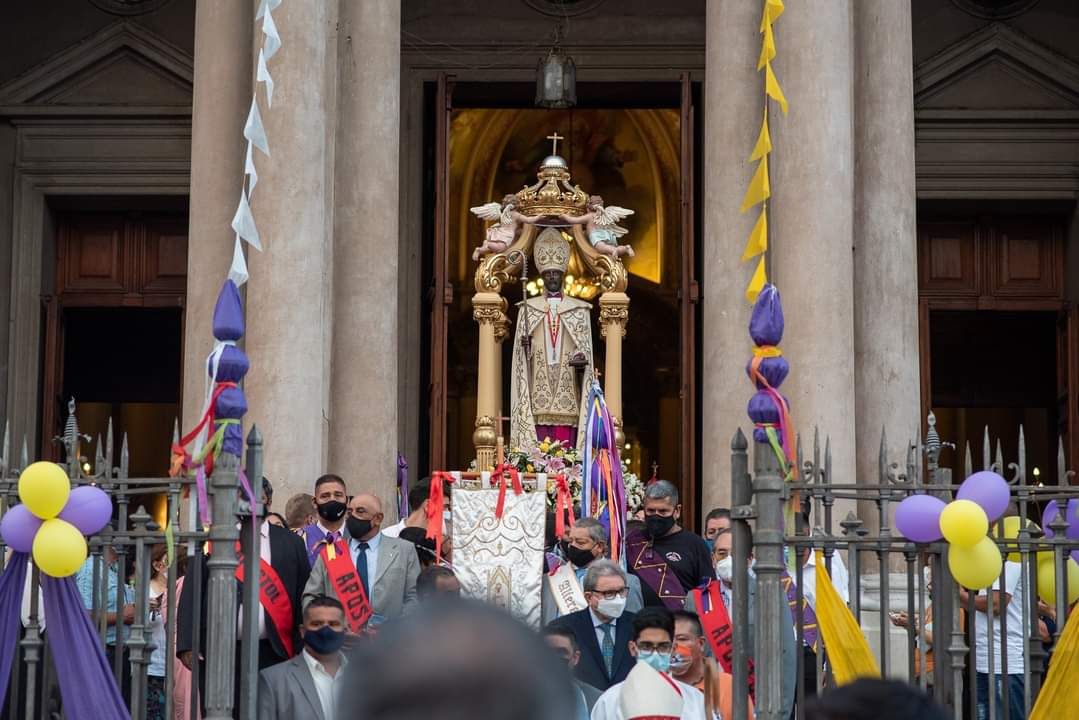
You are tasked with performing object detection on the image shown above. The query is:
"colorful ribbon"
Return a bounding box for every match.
[553,474,575,538]
[492,464,523,520]
[748,354,796,479]
[425,471,456,560]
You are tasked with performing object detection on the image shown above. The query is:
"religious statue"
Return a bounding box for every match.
[470,195,539,261]
[558,195,635,259]
[510,228,594,451]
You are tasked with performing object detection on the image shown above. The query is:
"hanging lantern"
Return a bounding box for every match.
[535,45,576,108]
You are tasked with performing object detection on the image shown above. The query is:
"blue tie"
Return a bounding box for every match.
[600,623,615,677]
[356,541,370,597]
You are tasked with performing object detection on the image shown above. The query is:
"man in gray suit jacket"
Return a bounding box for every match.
[302,493,420,625]
[258,595,348,720]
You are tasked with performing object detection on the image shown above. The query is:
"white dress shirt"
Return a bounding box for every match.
[350,531,382,587]
[801,549,850,610]
[302,649,348,720]
[381,520,405,538]
[589,608,618,651]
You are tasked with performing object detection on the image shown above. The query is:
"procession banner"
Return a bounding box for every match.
[452,481,546,629]
[547,561,588,617]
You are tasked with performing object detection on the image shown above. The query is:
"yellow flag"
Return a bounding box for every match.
[814,552,881,685]
[741,208,768,261]
[750,109,772,161]
[758,21,776,70]
[760,0,785,31]
[1030,600,1079,719]
[739,156,770,213]
[745,257,767,303]
[765,62,789,114]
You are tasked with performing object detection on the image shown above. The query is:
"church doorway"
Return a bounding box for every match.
[422,79,701,519]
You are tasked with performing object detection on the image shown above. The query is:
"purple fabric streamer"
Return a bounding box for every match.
[209,345,250,382]
[746,355,789,388]
[213,280,245,341]
[40,574,129,720]
[0,554,29,706]
[748,284,784,347]
[214,387,248,418]
[397,454,409,522]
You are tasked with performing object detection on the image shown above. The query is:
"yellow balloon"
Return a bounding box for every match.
[948,536,1003,589]
[18,461,70,519]
[940,499,989,548]
[32,518,87,578]
[990,516,1041,562]
[1036,556,1079,606]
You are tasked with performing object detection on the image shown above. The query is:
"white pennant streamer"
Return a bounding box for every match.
[231,190,262,251]
[228,236,249,286]
[262,10,281,60]
[245,142,259,196]
[256,0,283,20]
[256,49,274,108]
[244,98,269,156]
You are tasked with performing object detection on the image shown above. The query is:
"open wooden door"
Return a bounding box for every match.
[428,74,453,471]
[1058,306,1078,482]
[679,73,699,525]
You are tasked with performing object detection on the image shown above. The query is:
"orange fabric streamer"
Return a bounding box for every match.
[493,464,523,520]
[170,381,237,477]
[553,474,575,537]
[425,471,456,560]
[748,354,797,479]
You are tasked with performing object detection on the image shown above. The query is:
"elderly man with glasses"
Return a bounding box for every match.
[548,559,638,691]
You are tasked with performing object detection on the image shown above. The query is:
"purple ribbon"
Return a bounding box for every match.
[0,555,29,705]
[397,453,409,522]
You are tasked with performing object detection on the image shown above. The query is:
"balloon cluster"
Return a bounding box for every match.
[0,462,112,577]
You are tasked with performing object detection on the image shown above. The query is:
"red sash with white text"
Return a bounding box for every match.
[692,580,755,699]
[321,540,372,633]
[235,555,295,657]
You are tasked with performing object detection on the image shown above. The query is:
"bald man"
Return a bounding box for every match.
[302,493,420,627]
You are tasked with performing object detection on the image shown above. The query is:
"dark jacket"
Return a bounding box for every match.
[549,608,637,691]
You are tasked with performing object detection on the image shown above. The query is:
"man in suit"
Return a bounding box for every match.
[542,625,603,716]
[302,492,420,626]
[258,594,348,720]
[177,507,310,716]
[548,559,636,691]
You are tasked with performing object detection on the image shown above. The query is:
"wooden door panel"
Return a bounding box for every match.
[142,219,189,294]
[60,218,125,293]
[990,219,1063,298]
[918,221,978,296]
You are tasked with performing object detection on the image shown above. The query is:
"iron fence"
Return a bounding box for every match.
[0,401,262,720]
[730,414,1079,720]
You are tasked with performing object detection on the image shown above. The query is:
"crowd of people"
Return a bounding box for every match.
[60,472,1048,719]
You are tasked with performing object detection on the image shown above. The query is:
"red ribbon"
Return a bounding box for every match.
[425,472,455,560]
[492,464,523,520]
[748,355,797,479]
[170,381,237,477]
[553,474,575,537]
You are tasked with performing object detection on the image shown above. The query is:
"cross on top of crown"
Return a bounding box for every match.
[547,132,564,156]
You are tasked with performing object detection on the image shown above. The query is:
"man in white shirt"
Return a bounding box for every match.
[799,546,850,609]
[591,607,708,720]
[960,560,1027,720]
[382,478,431,538]
[258,594,348,720]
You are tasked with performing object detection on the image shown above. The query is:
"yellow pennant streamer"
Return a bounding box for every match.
[813,552,881,685]
[741,208,768,261]
[740,156,770,213]
[760,0,785,30]
[750,109,772,161]
[765,62,789,114]
[758,21,776,70]
[745,257,767,303]
[1030,602,1079,719]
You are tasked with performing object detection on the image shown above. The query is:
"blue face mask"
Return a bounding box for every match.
[304,625,346,655]
[703,537,714,552]
[638,650,671,673]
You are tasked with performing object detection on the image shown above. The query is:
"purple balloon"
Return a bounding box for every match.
[1042,499,1079,540]
[1,504,43,552]
[956,471,1010,522]
[896,494,947,543]
[58,486,113,536]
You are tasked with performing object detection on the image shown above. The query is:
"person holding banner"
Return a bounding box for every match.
[542,518,645,624]
[302,493,420,631]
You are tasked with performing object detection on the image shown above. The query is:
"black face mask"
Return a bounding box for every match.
[565,545,597,568]
[645,514,676,539]
[347,515,373,540]
[303,625,346,655]
[316,500,347,522]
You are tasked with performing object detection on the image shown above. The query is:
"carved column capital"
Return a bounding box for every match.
[599,291,630,338]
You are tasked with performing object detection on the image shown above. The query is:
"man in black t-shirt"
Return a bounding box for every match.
[625,480,714,609]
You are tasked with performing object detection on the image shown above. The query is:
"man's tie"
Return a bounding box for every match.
[356,541,370,597]
[326,530,339,545]
[600,622,615,677]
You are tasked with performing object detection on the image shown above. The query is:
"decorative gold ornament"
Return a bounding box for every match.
[512,152,588,218]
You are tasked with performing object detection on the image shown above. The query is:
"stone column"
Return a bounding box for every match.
[769,1,857,511]
[853,1,921,509]
[182,0,253,432]
[700,0,764,519]
[245,1,338,501]
[329,0,401,505]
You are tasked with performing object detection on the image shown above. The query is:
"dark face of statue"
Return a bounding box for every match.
[541,270,564,295]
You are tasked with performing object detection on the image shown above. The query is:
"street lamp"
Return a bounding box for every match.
[535,27,576,108]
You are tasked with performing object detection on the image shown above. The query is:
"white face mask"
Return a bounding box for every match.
[595,595,627,619]
[715,556,733,583]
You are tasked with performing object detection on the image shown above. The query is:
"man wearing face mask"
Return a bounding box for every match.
[382,479,431,538]
[671,610,755,720]
[303,493,420,631]
[627,481,713,611]
[548,560,637,691]
[297,474,351,567]
[590,607,708,720]
[542,518,645,624]
[258,595,348,719]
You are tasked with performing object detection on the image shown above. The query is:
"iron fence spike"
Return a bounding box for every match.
[878,426,888,484]
[120,433,129,479]
[964,441,973,479]
[995,438,1003,475]
[106,417,114,475]
[1059,436,1067,484]
[732,428,748,450]
[982,425,991,471]
[20,436,28,469]
[1017,425,1026,484]
[1,420,9,475]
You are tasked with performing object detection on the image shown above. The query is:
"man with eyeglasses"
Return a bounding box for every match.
[548,559,638,690]
[590,606,708,720]
[627,480,714,611]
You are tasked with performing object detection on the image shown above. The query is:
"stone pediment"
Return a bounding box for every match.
[914,22,1079,110]
[0,21,192,106]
